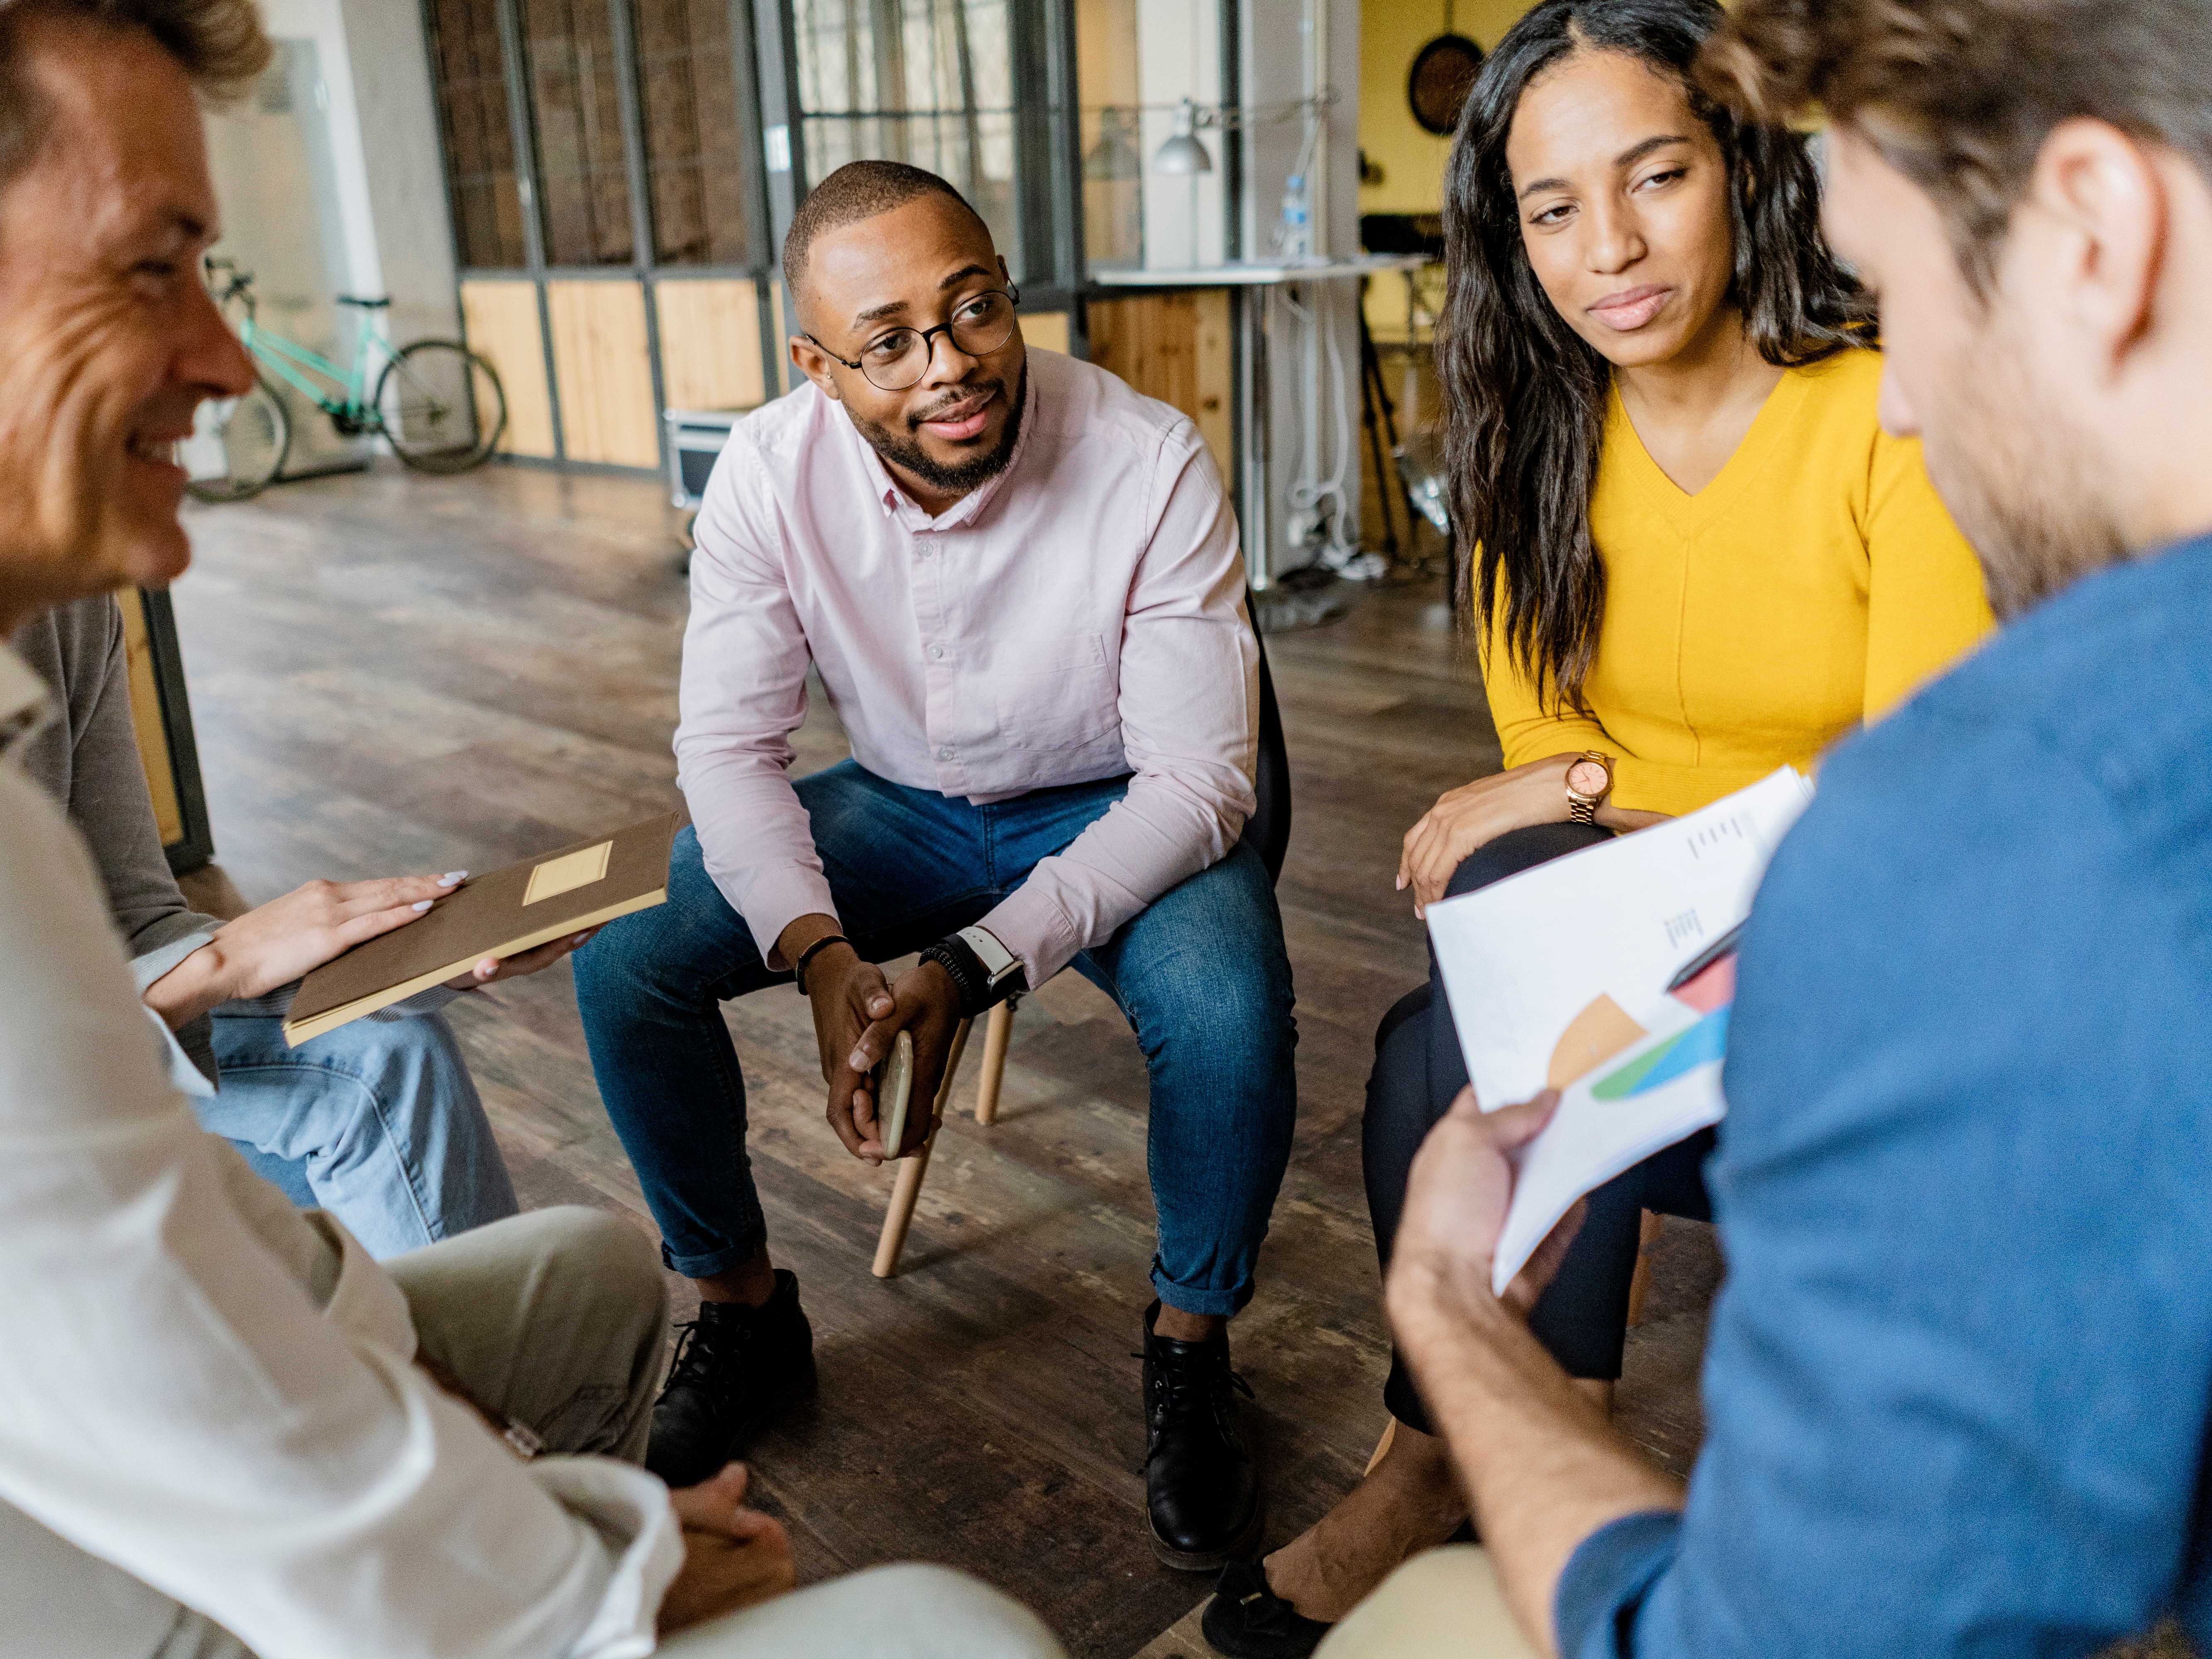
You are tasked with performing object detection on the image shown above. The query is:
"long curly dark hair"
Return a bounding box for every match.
[1443,0,1873,710]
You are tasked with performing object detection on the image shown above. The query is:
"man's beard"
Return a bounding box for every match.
[852,360,1028,498]
[1919,314,2129,622]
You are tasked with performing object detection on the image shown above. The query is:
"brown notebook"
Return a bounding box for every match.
[282,812,680,1048]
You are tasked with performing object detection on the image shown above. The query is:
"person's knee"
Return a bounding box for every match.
[847,1564,1065,1658]
[1443,822,1604,901]
[572,907,682,1007]
[1317,1546,1533,1659]
[512,1206,667,1334]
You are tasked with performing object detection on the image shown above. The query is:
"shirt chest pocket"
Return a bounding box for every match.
[990,633,1120,751]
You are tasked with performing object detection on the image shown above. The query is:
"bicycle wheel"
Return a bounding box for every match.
[374,340,506,472]
[183,376,290,502]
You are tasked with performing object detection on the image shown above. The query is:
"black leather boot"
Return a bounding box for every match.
[645,1270,815,1488]
[1142,1299,1264,1570]
[1201,1559,1333,1658]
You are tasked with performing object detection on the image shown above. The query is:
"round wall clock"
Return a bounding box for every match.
[1409,29,1484,136]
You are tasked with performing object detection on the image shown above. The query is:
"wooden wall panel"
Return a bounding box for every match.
[118,589,183,845]
[1021,310,1070,357]
[459,279,556,457]
[546,279,660,467]
[1084,291,1232,475]
[654,279,767,412]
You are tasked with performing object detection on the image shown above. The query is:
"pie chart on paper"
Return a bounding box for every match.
[1589,1006,1730,1101]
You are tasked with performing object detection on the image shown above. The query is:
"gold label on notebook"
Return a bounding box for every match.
[523,839,612,905]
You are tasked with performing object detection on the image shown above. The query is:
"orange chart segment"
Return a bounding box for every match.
[1546,994,1650,1091]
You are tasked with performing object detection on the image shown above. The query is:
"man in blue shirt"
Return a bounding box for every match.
[1312,3,2212,1656]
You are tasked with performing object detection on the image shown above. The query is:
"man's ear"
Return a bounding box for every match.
[2026,117,2165,374]
[789,335,843,402]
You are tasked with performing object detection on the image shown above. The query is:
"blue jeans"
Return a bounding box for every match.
[574,761,1298,1317]
[199,1002,520,1259]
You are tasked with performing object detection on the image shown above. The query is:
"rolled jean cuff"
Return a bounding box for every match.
[660,1232,769,1279]
[1150,1255,1254,1320]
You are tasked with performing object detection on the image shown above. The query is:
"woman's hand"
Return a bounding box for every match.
[144,874,465,1028]
[1398,756,1581,915]
[1398,755,1675,915]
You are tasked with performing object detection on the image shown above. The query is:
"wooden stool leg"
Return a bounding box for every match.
[1363,1416,1398,1477]
[1625,1210,1663,1326]
[871,1018,973,1280]
[974,997,1015,1124]
[873,1137,935,1278]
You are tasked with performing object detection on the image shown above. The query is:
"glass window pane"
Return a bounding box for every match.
[426,0,528,268]
[793,0,1019,276]
[634,0,752,266]
[523,0,635,266]
[1076,0,1224,271]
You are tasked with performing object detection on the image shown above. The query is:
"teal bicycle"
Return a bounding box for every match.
[188,257,508,502]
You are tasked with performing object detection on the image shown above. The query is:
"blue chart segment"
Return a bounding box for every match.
[1590,1006,1730,1101]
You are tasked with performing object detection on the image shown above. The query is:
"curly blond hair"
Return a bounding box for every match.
[1699,0,2212,289]
[0,0,272,186]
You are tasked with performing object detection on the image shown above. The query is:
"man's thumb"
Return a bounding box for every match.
[1453,1086,1560,1152]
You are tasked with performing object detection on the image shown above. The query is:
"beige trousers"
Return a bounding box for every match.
[386,1203,668,1462]
[1315,1545,1542,1659]
[660,1564,1066,1659]
[396,1208,1067,1659]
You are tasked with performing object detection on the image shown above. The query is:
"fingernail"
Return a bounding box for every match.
[411,900,434,911]
[572,932,591,944]
[439,871,467,886]
[1394,875,1405,890]
[850,1050,867,1070]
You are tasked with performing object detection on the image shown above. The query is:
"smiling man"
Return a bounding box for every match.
[0,11,1067,1657]
[573,161,1298,1568]
[1304,1,2212,1657]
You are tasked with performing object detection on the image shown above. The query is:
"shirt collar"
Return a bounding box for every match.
[844,365,1039,534]
[0,641,53,768]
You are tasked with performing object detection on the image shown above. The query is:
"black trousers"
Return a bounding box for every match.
[1363,824,1717,1431]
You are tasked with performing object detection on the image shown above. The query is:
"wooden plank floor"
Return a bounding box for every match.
[164,462,1725,1657]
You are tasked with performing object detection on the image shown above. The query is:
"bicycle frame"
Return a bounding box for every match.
[236,305,394,423]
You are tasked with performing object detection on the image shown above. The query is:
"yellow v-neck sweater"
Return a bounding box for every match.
[1482,346,1992,817]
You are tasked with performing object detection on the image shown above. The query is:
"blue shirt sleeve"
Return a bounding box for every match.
[1557,1512,1684,1658]
[1553,699,2212,1658]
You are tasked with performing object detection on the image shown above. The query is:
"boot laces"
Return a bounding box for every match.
[1141,1344,1255,1446]
[666,1312,748,1399]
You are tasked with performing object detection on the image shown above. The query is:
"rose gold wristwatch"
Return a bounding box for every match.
[1564,750,1613,825]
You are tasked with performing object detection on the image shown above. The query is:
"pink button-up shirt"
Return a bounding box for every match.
[678,347,1257,986]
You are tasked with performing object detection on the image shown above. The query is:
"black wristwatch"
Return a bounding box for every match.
[920,925,1027,1019]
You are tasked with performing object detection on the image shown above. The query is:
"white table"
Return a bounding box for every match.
[1093,257,1426,590]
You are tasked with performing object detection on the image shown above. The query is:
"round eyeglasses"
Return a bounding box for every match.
[806,286,1022,392]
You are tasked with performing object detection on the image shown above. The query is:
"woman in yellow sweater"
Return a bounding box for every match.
[1203,3,1990,1656]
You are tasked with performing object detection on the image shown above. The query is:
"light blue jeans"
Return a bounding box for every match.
[200,1001,519,1259]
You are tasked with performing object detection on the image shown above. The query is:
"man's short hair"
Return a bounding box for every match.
[782,159,985,299]
[1701,0,2212,289]
[0,0,271,191]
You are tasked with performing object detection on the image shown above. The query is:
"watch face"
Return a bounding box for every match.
[1567,759,1608,796]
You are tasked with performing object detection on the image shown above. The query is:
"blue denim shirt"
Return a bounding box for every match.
[1558,534,2212,1657]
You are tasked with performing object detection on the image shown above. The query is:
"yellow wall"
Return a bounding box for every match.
[1359,0,1537,216]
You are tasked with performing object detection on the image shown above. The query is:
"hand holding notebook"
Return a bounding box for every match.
[282,812,681,1047]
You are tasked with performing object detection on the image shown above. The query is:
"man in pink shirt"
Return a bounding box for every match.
[574,161,1299,1569]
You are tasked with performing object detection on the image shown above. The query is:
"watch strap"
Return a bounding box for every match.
[956,925,1020,989]
[922,929,1026,1020]
[1566,749,1612,827]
